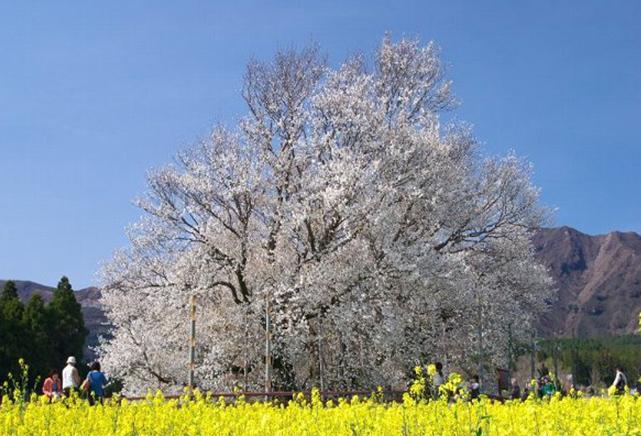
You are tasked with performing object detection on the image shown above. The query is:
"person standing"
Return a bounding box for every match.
[42,369,62,401]
[433,362,444,389]
[85,361,109,405]
[469,375,481,400]
[431,362,445,399]
[611,366,628,395]
[541,376,556,396]
[509,378,521,400]
[62,356,80,397]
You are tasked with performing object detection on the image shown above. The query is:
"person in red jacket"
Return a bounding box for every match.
[42,369,62,401]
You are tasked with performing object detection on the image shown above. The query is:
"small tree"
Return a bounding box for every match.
[22,294,54,378]
[0,281,26,381]
[48,277,88,367]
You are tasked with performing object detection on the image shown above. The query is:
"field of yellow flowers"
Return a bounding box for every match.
[2,389,641,436]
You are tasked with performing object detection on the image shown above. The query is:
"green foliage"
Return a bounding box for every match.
[48,276,89,368]
[22,295,54,378]
[0,281,27,381]
[0,278,88,387]
[538,335,641,386]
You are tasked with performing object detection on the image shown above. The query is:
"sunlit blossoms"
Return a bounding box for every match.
[99,36,554,395]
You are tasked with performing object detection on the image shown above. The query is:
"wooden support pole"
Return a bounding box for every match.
[265,292,272,401]
[189,295,196,391]
[318,318,325,399]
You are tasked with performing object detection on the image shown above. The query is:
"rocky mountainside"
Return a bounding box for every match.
[533,226,641,337]
[0,280,109,358]
[2,226,640,357]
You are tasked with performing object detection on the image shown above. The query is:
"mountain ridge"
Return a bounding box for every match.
[533,226,641,337]
[2,225,641,356]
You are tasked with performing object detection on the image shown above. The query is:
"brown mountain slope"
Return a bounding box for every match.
[0,280,109,358]
[533,226,641,337]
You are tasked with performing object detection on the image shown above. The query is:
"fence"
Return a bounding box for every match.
[124,389,408,403]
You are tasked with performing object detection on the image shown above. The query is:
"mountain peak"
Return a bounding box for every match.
[534,226,641,337]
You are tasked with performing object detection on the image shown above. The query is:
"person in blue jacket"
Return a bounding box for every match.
[85,361,109,405]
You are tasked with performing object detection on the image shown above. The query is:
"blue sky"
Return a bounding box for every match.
[1,1,640,289]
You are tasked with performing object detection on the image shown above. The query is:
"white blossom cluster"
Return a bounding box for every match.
[98,36,555,395]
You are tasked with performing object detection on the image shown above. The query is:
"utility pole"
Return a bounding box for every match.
[476,273,485,391]
[506,324,513,388]
[530,329,537,381]
[477,292,484,391]
[571,329,577,390]
[188,295,196,391]
[318,317,325,399]
[243,305,249,391]
[553,336,560,382]
[265,291,272,400]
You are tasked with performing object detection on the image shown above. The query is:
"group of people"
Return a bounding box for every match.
[451,364,630,401]
[41,356,109,404]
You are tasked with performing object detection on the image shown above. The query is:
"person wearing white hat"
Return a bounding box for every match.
[62,356,80,396]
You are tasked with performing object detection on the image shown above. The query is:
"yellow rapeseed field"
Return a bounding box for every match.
[2,389,641,436]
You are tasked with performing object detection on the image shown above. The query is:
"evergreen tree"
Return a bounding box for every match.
[48,277,88,367]
[22,294,54,378]
[0,280,23,318]
[0,281,26,380]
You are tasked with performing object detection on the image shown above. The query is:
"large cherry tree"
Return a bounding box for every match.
[99,36,554,394]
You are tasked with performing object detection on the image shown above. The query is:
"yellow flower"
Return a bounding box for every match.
[426,364,436,376]
[1,382,641,434]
